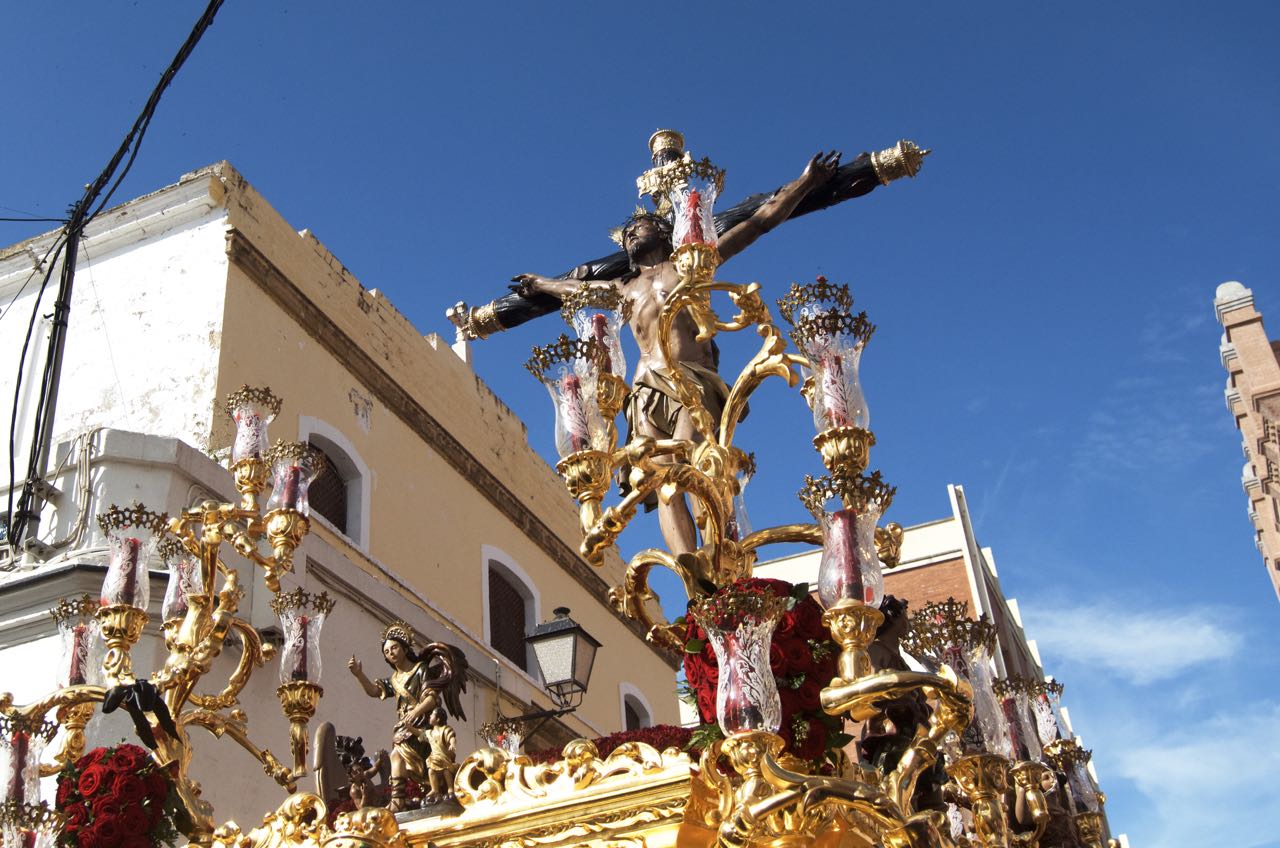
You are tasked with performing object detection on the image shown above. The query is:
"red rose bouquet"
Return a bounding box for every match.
[56,745,180,848]
[681,578,851,765]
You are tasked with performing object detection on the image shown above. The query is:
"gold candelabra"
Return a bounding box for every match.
[0,386,358,846]
[518,132,1108,848]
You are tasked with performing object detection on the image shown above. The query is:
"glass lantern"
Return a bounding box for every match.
[0,717,57,807]
[95,504,169,609]
[800,473,894,609]
[525,336,613,458]
[903,599,1013,758]
[690,588,789,737]
[994,677,1042,761]
[561,284,629,380]
[263,442,324,515]
[1032,678,1067,747]
[225,386,282,464]
[159,538,203,624]
[271,589,335,684]
[49,596,101,688]
[779,279,876,434]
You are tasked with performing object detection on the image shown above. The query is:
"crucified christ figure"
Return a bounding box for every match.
[512,151,841,557]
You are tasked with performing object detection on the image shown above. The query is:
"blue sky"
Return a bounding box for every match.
[3,2,1279,844]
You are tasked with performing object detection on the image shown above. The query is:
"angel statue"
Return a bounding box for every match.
[348,620,469,811]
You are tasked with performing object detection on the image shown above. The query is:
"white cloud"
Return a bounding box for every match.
[1109,703,1280,848]
[1021,602,1241,684]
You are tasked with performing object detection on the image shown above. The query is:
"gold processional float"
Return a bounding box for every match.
[0,132,1113,848]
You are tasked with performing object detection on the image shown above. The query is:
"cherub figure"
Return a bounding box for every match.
[346,749,388,809]
[424,707,458,805]
[348,621,469,811]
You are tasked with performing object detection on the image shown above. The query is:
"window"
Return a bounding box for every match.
[297,416,370,547]
[619,684,652,731]
[307,445,347,534]
[488,565,529,672]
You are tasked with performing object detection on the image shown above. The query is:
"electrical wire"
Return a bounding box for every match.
[5,0,227,549]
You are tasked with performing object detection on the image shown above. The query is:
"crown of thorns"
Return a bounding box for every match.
[608,206,673,247]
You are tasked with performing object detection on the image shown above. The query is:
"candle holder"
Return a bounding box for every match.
[158,537,203,651]
[0,799,63,848]
[44,596,101,774]
[271,589,335,774]
[526,337,626,540]
[1009,760,1053,847]
[946,752,1012,848]
[261,441,323,592]
[225,385,282,511]
[800,472,895,612]
[95,503,168,684]
[560,283,631,380]
[902,598,1010,759]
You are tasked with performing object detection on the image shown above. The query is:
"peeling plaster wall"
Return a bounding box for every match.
[0,199,230,482]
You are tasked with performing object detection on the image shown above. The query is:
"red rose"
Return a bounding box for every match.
[118,803,150,835]
[695,686,717,725]
[114,774,147,804]
[92,794,122,819]
[121,836,154,848]
[769,643,787,675]
[782,638,812,672]
[109,745,149,771]
[56,774,75,806]
[78,764,107,797]
[80,747,110,767]
[145,770,170,802]
[813,646,838,682]
[795,599,826,640]
[88,814,123,847]
[797,679,823,712]
[63,804,88,830]
[779,687,804,721]
[775,611,797,638]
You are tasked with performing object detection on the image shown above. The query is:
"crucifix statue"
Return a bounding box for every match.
[451,131,926,558]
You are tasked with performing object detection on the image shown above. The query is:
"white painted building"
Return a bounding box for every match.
[0,163,678,826]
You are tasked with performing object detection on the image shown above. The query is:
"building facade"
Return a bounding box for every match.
[0,163,677,824]
[1215,281,1280,600]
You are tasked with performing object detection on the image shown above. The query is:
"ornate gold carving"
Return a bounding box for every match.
[95,604,149,684]
[1074,811,1105,848]
[277,681,323,775]
[524,335,611,380]
[648,129,685,161]
[870,140,929,186]
[776,277,855,326]
[901,597,997,660]
[788,308,876,356]
[96,501,170,536]
[947,753,1011,848]
[822,600,885,684]
[559,282,632,327]
[1009,761,1052,848]
[49,594,97,625]
[875,523,904,569]
[224,385,283,420]
[635,152,725,214]
[468,302,504,340]
[0,799,64,839]
[812,426,876,477]
[799,471,896,517]
[327,807,408,848]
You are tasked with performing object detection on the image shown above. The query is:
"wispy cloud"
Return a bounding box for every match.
[1020,601,1242,684]
[1110,703,1280,848]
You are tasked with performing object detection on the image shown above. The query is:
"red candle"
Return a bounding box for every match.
[68,623,87,686]
[7,731,28,804]
[279,466,302,511]
[826,508,865,602]
[819,354,851,428]
[103,537,142,607]
[1001,696,1023,759]
[682,189,706,246]
[558,374,589,453]
[591,313,612,373]
[291,616,310,681]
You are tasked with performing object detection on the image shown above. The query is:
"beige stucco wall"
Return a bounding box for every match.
[201,163,677,736]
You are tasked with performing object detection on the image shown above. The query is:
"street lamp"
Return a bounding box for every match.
[527,607,601,710]
[482,608,601,752]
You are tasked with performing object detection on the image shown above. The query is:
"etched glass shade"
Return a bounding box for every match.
[264,442,323,515]
[526,337,612,459]
[668,165,721,249]
[779,279,875,435]
[0,718,56,806]
[96,505,167,609]
[272,589,335,684]
[563,285,629,380]
[161,545,203,623]
[225,386,281,464]
[801,474,893,609]
[691,589,788,736]
[51,597,101,687]
[1032,682,1067,746]
[725,454,755,543]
